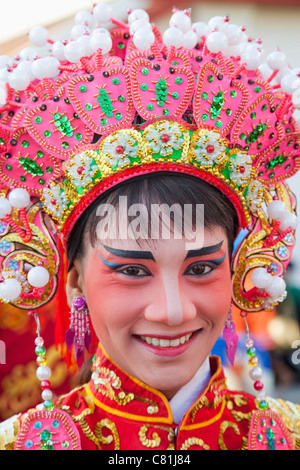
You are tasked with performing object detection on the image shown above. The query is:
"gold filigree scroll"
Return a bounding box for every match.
[138,424,175,448]
[0,201,59,309]
[231,182,296,312]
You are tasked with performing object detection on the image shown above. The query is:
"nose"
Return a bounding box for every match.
[144,275,197,326]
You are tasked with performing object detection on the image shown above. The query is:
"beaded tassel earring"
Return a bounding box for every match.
[65,296,91,367]
[241,312,269,411]
[223,304,239,365]
[31,311,55,410]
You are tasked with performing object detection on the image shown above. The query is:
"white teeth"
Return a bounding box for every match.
[140,333,193,347]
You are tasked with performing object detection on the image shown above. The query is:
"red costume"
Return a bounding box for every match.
[1,343,299,450]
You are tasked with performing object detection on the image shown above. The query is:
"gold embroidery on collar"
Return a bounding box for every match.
[218,420,248,450]
[139,424,175,448]
[180,437,210,450]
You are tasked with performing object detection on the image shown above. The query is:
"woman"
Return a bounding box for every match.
[0,6,300,450]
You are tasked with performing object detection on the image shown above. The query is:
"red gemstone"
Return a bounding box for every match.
[41,380,51,390]
[254,380,264,391]
[206,145,215,154]
[50,198,56,205]
[239,165,246,174]
[77,166,84,175]
[161,134,170,143]
[116,145,124,154]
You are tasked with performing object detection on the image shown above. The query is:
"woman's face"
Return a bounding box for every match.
[69,224,232,399]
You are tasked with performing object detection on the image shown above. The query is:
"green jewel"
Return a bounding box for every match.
[37,151,44,158]
[147,104,154,110]
[251,112,256,119]
[85,103,92,111]
[175,77,182,84]
[79,85,87,92]
[202,92,208,99]
[117,42,125,49]
[75,133,82,141]
[118,95,125,102]
[258,399,269,410]
[115,113,122,120]
[172,92,179,99]
[20,175,26,182]
[53,113,60,120]
[257,434,263,442]
[262,104,268,111]
[43,400,54,411]
[62,142,69,149]
[100,118,107,125]
[112,78,120,85]
[35,116,42,124]
[0,138,5,145]
[266,154,288,169]
[38,178,45,185]
[5,164,12,171]
[22,140,29,148]
[202,113,209,121]
[141,84,148,91]
[35,345,46,356]
[142,68,149,75]
[64,98,70,104]
[246,347,256,357]
[44,130,51,137]
[254,86,261,93]
[62,441,70,449]
[163,109,169,115]
[46,166,53,173]
[226,109,232,116]
[208,75,214,83]
[216,120,222,128]
[230,90,237,98]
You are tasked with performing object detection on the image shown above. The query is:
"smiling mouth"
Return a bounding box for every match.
[135,329,202,350]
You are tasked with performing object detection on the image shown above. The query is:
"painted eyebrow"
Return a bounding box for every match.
[102,241,224,262]
[184,241,224,260]
[102,245,155,260]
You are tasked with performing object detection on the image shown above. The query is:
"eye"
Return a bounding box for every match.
[117,265,151,277]
[184,263,214,276]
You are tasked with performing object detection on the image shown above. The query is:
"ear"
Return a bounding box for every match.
[66,259,85,307]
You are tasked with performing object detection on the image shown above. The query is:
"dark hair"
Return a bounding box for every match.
[66,173,239,269]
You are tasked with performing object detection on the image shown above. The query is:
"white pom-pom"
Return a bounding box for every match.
[241,45,263,70]
[279,212,298,231]
[163,27,184,49]
[70,24,90,40]
[0,278,22,302]
[8,69,31,91]
[76,35,94,58]
[265,276,286,298]
[74,10,93,28]
[182,30,198,49]
[169,10,191,33]
[90,28,112,54]
[192,21,207,40]
[0,81,7,106]
[0,55,13,69]
[259,62,273,80]
[251,268,273,289]
[129,18,151,35]
[267,200,287,221]
[64,41,85,63]
[28,26,49,47]
[19,47,37,62]
[0,68,10,83]
[206,30,228,53]
[16,60,35,81]
[8,188,30,209]
[133,28,155,51]
[128,9,149,25]
[292,88,300,109]
[0,197,12,218]
[45,57,60,78]
[93,3,113,23]
[51,40,65,61]
[267,50,287,70]
[206,16,227,33]
[226,24,243,45]
[31,58,50,79]
[27,266,50,288]
[281,74,300,94]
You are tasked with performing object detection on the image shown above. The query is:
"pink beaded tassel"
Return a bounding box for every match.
[65,296,91,367]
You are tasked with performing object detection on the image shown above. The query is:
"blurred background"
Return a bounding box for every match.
[0,0,300,421]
